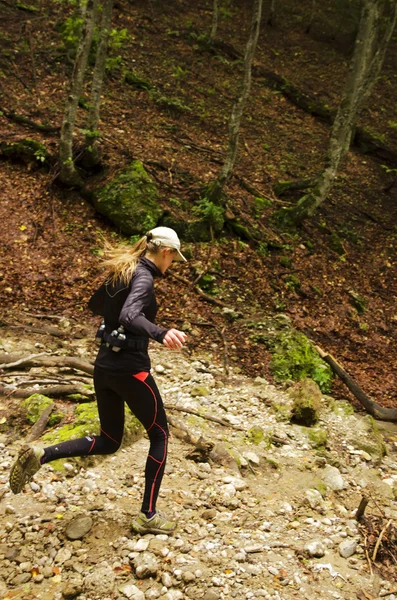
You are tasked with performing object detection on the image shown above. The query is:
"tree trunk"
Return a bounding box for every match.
[59,0,99,186]
[209,0,219,42]
[289,0,390,223]
[268,0,276,26]
[83,0,114,167]
[358,0,397,111]
[209,0,263,201]
[306,0,316,34]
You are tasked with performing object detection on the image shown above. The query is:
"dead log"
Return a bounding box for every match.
[0,384,93,399]
[26,403,54,442]
[0,106,60,133]
[1,321,71,338]
[0,354,94,376]
[314,346,397,422]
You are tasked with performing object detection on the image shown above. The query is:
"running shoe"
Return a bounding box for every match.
[131,511,176,535]
[9,446,44,494]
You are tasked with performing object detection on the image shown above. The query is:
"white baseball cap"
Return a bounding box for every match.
[147,226,187,262]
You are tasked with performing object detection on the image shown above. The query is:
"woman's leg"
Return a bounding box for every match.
[119,372,169,516]
[41,366,125,463]
[9,367,125,493]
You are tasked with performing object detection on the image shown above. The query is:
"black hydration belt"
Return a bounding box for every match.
[95,322,148,352]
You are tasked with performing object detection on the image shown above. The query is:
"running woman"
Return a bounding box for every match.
[9,227,187,535]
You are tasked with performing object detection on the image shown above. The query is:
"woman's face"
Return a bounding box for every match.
[158,248,176,273]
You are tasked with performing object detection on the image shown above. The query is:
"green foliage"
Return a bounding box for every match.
[60,15,84,49]
[269,330,332,392]
[198,273,218,294]
[284,275,300,291]
[109,27,128,50]
[280,256,292,268]
[192,197,225,233]
[172,65,189,81]
[106,56,123,73]
[329,232,345,255]
[348,290,366,314]
[123,71,151,90]
[79,128,100,139]
[150,90,191,113]
[78,96,90,110]
[381,164,397,175]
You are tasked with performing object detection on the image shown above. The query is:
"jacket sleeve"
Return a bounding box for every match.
[119,271,168,343]
[88,283,106,316]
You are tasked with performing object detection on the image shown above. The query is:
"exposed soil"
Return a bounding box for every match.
[0,0,396,412]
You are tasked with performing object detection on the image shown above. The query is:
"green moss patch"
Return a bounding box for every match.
[93,160,162,235]
[22,394,63,427]
[247,317,332,392]
[308,428,328,448]
[246,426,265,445]
[42,402,142,447]
[289,378,322,426]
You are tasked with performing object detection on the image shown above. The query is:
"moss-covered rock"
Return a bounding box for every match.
[93,161,162,235]
[246,426,265,445]
[308,428,328,448]
[190,385,210,397]
[22,394,63,427]
[289,378,322,426]
[272,403,292,422]
[162,214,214,242]
[347,415,387,462]
[41,401,142,470]
[1,139,50,166]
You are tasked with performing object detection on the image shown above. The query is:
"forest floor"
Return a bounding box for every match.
[0,0,396,412]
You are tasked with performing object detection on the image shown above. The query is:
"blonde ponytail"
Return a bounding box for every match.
[102,236,148,285]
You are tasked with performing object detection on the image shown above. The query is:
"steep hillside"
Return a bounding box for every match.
[0,0,396,410]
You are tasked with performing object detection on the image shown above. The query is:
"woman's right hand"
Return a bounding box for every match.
[163,328,187,350]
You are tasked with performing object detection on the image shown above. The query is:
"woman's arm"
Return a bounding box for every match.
[119,272,168,343]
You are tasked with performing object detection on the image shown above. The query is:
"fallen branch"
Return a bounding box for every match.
[1,321,71,338]
[0,353,47,368]
[165,403,244,430]
[0,354,94,376]
[314,346,397,422]
[26,403,54,442]
[168,271,233,309]
[0,106,60,133]
[372,519,392,562]
[0,384,93,399]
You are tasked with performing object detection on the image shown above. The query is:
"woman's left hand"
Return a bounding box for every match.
[163,328,187,350]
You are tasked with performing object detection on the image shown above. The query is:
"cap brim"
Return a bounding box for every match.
[174,249,187,262]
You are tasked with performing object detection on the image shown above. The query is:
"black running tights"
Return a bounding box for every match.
[41,366,169,514]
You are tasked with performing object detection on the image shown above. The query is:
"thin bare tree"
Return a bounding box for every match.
[209,0,263,201]
[287,0,397,223]
[209,0,219,42]
[59,0,99,186]
[83,0,114,167]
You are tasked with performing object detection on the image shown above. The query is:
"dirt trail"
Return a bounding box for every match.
[0,327,397,600]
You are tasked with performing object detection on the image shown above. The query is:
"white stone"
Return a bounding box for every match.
[322,466,345,491]
[339,539,357,558]
[119,582,145,599]
[304,541,325,558]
